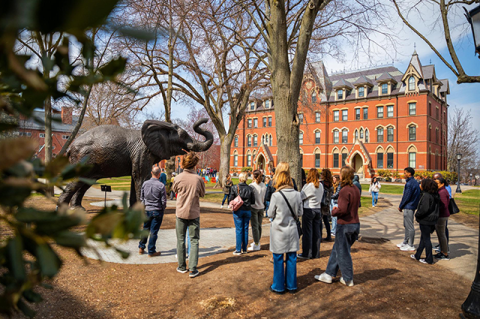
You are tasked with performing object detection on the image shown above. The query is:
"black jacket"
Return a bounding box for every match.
[229,182,255,211]
[264,182,274,202]
[415,192,440,225]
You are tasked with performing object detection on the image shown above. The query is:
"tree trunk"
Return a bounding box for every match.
[217,133,233,189]
[44,96,54,195]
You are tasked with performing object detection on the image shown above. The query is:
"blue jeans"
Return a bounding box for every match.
[233,210,251,252]
[330,199,337,235]
[138,210,164,254]
[326,223,360,282]
[222,194,229,205]
[271,252,297,292]
[265,201,270,217]
[371,192,379,206]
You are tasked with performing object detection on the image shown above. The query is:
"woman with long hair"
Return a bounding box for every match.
[369,176,381,207]
[249,170,267,251]
[315,166,360,287]
[298,169,324,259]
[330,175,341,239]
[433,177,450,260]
[267,170,303,293]
[321,169,334,241]
[273,162,297,191]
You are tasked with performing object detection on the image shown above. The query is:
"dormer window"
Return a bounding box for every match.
[358,87,364,97]
[250,102,255,110]
[338,89,343,99]
[265,100,270,108]
[408,76,415,91]
[381,83,388,95]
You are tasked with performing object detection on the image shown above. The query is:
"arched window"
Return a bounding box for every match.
[253,135,258,147]
[409,125,416,141]
[261,135,265,144]
[247,154,252,167]
[312,91,317,103]
[387,126,394,142]
[342,129,348,143]
[354,129,358,141]
[299,131,304,145]
[234,135,238,147]
[333,149,340,168]
[360,128,364,139]
[265,135,269,145]
[377,127,384,142]
[269,134,273,146]
[408,76,415,91]
[247,135,252,147]
[265,100,270,108]
[233,152,238,167]
[333,130,339,143]
[408,147,417,168]
[315,130,321,144]
[365,129,370,143]
[314,149,321,168]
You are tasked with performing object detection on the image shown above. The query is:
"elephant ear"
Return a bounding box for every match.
[141,120,179,159]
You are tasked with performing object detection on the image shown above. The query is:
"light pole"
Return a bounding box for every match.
[456,153,463,194]
[476,175,480,186]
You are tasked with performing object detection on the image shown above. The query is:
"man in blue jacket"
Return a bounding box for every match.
[397,167,421,252]
[159,168,167,186]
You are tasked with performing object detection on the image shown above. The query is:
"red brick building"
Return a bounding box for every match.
[231,52,449,179]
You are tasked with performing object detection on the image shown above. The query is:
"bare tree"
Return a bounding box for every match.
[392,0,480,84]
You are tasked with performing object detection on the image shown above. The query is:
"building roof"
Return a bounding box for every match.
[439,79,450,93]
[376,72,398,83]
[352,75,374,86]
[422,65,434,79]
[19,110,79,133]
[408,51,424,78]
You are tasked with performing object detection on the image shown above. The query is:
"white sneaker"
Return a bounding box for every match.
[340,277,354,287]
[220,205,223,208]
[400,245,415,251]
[396,243,406,248]
[314,273,333,284]
[247,244,261,251]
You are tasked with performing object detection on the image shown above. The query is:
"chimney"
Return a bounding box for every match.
[61,107,73,125]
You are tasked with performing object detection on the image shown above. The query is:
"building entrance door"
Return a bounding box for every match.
[257,154,265,171]
[353,154,364,177]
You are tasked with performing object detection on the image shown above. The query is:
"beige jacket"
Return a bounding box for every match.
[172,169,205,219]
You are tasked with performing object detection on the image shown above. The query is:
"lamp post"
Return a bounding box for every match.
[456,153,463,194]
[476,175,480,186]
[465,5,480,56]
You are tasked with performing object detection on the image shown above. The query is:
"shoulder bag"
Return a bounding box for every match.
[448,197,460,215]
[228,185,244,211]
[279,191,303,237]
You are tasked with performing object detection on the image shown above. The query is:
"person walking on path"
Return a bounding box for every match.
[411,179,440,264]
[221,174,233,208]
[173,152,205,278]
[320,169,334,242]
[138,167,167,257]
[267,171,303,294]
[248,170,267,251]
[315,166,360,287]
[330,175,341,240]
[159,168,167,186]
[298,169,324,259]
[369,177,381,207]
[433,172,451,253]
[434,177,450,261]
[397,167,421,252]
[229,172,256,255]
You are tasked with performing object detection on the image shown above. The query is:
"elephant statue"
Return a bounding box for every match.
[58,118,213,209]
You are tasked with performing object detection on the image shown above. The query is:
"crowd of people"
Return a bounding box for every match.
[136,154,456,290]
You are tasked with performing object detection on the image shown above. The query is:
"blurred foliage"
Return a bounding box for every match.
[0,0,153,317]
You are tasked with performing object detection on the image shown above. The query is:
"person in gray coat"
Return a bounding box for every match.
[267,171,303,294]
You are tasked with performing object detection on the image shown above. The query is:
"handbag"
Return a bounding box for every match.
[228,185,244,211]
[279,191,303,237]
[448,197,459,215]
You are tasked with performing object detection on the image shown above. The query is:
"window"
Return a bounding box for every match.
[265,135,268,145]
[436,107,439,120]
[250,102,255,110]
[269,135,273,146]
[247,135,252,147]
[19,132,32,137]
[299,132,303,145]
[382,83,388,95]
[387,105,394,117]
[436,129,439,143]
[358,87,364,97]
[333,153,339,168]
[234,154,238,167]
[247,154,252,167]
[342,129,348,143]
[315,153,320,168]
[409,102,416,115]
[355,130,358,141]
[263,117,267,127]
[409,125,416,141]
[234,136,238,147]
[387,127,394,142]
[342,110,348,121]
[428,102,431,116]
[268,117,272,127]
[265,100,270,108]
[333,130,339,143]
[338,89,343,99]
[315,112,321,123]
[315,131,320,144]
[247,119,252,128]
[377,128,384,142]
[363,108,368,119]
[377,106,384,118]
[365,129,369,143]
[253,118,258,128]
[408,76,415,91]
[62,135,69,140]
[39,133,45,138]
[342,153,348,166]
[253,135,258,146]
[377,153,384,168]
[360,128,364,139]
[299,113,304,124]
[261,135,265,144]
[409,152,416,168]
[333,111,339,122]
[312,92,317,103]
[387,153,394,168]
[355,109,360,120]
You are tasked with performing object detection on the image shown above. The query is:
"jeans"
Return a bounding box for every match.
[170,191,175,200]
[265,201,270,217]
[331,199,337,235]
[415,224,435,264]
[302,208,322,258]
[233,210,251,252]
[221,194,229,205]
[138,210,164,254]
[325,223,360,282]
[371,192,379,206]
[322,215,331,240]
[176,217,200,271]
[250,208,264,244]
[403,209,415,246]
[271,252,297,292]
[435,217,449,255]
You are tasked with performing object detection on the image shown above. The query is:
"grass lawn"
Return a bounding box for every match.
[455,189,480,215]
[361,183,404,195]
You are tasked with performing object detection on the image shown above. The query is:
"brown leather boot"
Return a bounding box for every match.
[148,252,161,257]
[139,248,145,255]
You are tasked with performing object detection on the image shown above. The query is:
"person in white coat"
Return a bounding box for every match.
[369,177,381,207]
[267,171,303,294]
[249,170,267,251]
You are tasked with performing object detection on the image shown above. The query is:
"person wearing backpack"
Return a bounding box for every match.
[229,172,255,255]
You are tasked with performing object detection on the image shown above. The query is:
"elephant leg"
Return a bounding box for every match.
[71,182,92,210]
[129,177,137,208]
[58,181,86,207]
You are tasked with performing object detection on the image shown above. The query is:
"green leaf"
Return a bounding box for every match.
[114,247,130,259]
[17,298,35,318]
[22,289,43,303]
[41,54,55,74]
[78,177,97,185]
[116,27,158,41]
[44,156,70,179]
[16,208,56,223]
[6,237,26,282]
[53,231,86,248]
[35,214,83,235]
[98,57,127,78]
[36,243,62,278]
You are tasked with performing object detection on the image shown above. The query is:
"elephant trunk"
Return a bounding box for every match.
[190,118,214,152]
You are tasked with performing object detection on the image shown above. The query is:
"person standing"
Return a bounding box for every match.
[248,170,267,251]
[369,177,381,207]
[138,167,167,257]
[315,166,360,287]
[268,171,303,294]
[434,177,450,260]
[159,168,167,186]
[397,167,421,252]
[173,152,205,278]
[433,172,451,253]
[221,174,233,208]
[320,169,334,242]
[353,175,362,207]
[229,172,255,255]
[330,175,341,239]
[264,175,273,217]
[170,173,176,200]
[411,179,440,264]
[298,169,324,259]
